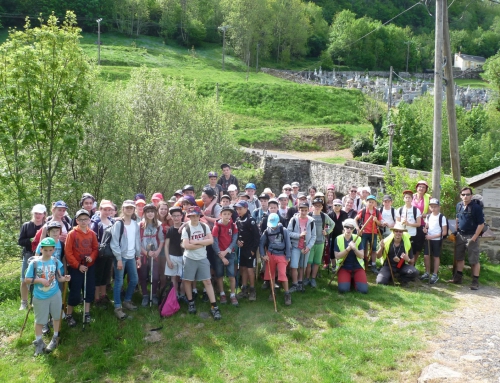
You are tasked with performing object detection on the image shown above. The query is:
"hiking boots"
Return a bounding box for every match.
[122,300,137,310]
[448,272,463,284]
[114,307,127,320]
[33,338,46,356]
[310,278,317,288]
[262,280,270,289]
[284,292,292,306]
[84,314,92,324]
[45,335,59,353]
[429,274,439,285]
[65,314,76,327]
[470,277,479,290]
[288,284,299,293]
[420,272,430,281]
[230,295,239,307]
[188,301,197,314]
[19,300,28,310]
[202,291,209,303]
[219,294,227,305]
[211,306,222,320]
[236,286,248,299]
[141,295,149,307]
[248,287,256,301]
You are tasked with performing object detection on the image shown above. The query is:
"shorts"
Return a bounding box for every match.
[412,226,425,253]
[424,240,442,258]
[263,253,288,282]
[239,249,255,268]
[33,291,62,325]
[360,233,378,252]
[20,250,35,281]
[455,232,480,264]
[182,256,211,282]
[94,256,114,287]
[206,245,216,270]
[290,247,309,269]
[165,255,183,277]
[214,252,236,278]
[308,242,324,265]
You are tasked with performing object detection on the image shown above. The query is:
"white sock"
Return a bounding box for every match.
[54,332,59,337]
[230,293,235,298]
[192,288,198,293]
[220,291,225,296]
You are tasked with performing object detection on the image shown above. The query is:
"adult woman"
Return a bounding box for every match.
[110,200,141,320]
[18,204,47,310]
[326,190,336,214]
[342,197,357,219]
[333,219,368,294]
[90,200,115,307]
[327,199,348,270]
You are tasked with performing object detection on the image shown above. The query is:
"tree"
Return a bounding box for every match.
[0,12,96,207]
[483,51,500,92]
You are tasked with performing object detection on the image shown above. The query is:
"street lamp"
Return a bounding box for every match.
[386,123,396,170]
[96,18,102,65]
[218,25,231,71]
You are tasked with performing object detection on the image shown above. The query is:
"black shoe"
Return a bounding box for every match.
[211,306,222,320]
[188,302,197,314]
[202,292,209,303]
[192,291,198,301]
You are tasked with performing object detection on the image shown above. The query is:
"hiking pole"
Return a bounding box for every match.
[82,267,87,331]
[58,280,68,343]
[328,215,373,286]
[20,264,36,337]
[148,244,155,308]
[268,255,277,313]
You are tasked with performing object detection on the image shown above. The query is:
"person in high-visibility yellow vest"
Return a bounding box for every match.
[376,222,420,285]
[333,218,368,294]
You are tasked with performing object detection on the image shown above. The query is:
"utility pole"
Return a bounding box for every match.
[386,124,396,170]
[432,0,444,199]
[96,18,102,65]
[443,1,461,189]
[218,26,230,71]
[404,41,411,73]
[256,43,260,73]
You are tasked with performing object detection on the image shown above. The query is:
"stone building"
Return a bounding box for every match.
[467,166,500,263]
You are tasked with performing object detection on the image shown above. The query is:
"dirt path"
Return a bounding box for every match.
[407,285,500,382]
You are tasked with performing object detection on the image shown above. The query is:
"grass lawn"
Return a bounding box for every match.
[3,254,499,383]
[315,157,348,165]
[454,79,493,90]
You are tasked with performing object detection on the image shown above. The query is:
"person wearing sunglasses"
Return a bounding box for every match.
[333,219,368,294]
[449,187,485,290]
[376,222,419,286]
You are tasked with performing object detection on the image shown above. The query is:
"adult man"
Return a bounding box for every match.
[291,182,300,204]
[449,187,485,290]
[218,164,239,194]
[205,171,223,202]
[343,186,363,212]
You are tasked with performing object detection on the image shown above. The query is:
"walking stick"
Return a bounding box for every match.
[20,262,37,337]
[82,268,87,331]
[148,244,154,308]
[58,280,68,342]
[378,231,396,286]
[328,215,373,286]
[368,215,376,268]
[268,254,277,313]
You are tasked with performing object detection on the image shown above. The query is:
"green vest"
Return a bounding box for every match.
[382,232,412,261]
[414,193,430,215]
[336,235,364,270]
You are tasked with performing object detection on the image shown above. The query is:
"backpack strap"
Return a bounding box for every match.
[391,207,395,221]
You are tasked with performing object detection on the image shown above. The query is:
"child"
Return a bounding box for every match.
[379,195,396,238]
[64,209,99,327]
[164,206,185,300]
[355,195,382,274]
[396,190,422,264]
[205,171,223,202]
[139,204,164,306]
[181,206,221,320]
[25,238,71,355]
[421,198,447,284]
[260,213,292,305]
[157,201,172,293]
[212,206,239,306]
[244,183,260,214]
[252,192,270,228]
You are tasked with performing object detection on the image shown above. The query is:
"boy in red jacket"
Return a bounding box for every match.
[64,209,99,327]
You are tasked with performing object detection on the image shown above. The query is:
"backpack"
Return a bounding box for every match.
[264,226,286,252]
[437,213,450,239]
[291,216,315,232]
[379,207,395,222]
[31,220,72,252]
[140,223,161,248]
[398,206,419,222]
[359,208,380,228]
[181,223,209,248]
[458,199,489,236]
[98,221,124,258]
[159,283,180,318]
[308,211,326,230]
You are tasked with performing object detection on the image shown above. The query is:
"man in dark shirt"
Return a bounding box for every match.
[217,163,239,195]
[450,187,485,290]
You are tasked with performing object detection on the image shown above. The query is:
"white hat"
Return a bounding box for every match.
[31,204,47,214]
[342,218,358,229]
[360,186,371,194]
[228,184,238,192]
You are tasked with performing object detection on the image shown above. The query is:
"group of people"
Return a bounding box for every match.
[18,163,485,356]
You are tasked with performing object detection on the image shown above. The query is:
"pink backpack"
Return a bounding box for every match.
[160,286,180,317]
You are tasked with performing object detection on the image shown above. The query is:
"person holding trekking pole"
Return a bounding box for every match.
[355,195,382,275]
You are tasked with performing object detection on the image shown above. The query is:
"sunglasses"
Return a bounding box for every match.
[393,230,404,233]
[284,189,292,191]
[461,193,471,196]
[350,190,357,193]
[344,226,354,230]
[334,204,342,207]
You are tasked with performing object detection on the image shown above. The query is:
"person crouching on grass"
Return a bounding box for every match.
[182,206,221,320]
[64,209,99,327]
[260,213,292,305]
[25,238,71,356]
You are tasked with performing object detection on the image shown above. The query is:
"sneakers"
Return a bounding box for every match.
[65,314,76,328]
[211,306,222,320]
[248,287,256,301]
[178,295,189,304]
[288,284,299,293]
[192,291,198,301]
[33,338,46,356]
[303,278,310,286]
[45,335,59,353]
[230,295,239,307]
[219,294,227,305]
[429,274,439,285]
[310,278,317,288]
[42,323,50,336]
[141,295,149,307]
[114,307,127,320]
[470,278,479,290]
[262,280,270,289]
[448,272,463,284]
[19,300,28,310]
[188,301,197,314]
[202,291,209,303]
[152,296,159,306]
[370,264,379,274]
[420,272,430,281]
[122,300,137,310]
[284,292,292,306]
[84,314,91,324]
[236,286,248,299]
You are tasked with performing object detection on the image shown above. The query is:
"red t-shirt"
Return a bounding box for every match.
[212,219,238,252]
[356,208,381,234]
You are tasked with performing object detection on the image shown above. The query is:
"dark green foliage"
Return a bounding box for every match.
[351,135,373,158]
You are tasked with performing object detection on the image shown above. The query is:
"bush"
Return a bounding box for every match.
[350,134,373,157]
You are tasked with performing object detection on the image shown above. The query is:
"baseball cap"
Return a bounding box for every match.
[40,237,56,247]
[47,221,62,230]
[314,192,325,198]
[53,201,68,209]
[382,195,392,201]
[312,197,323,205]
[202,187,215,198]
[402,190,413,196]
[333,199,342,205]
[134,193,146,201]
[186,206,202,216]
[221,206,234,214]
[152,192,163,201]
[182,195,196,206]
[327,184,336,190]
[122,200,136,208]
[208,171,218,178]
[75,209,91,219]
[174,190,183,196]
[366,195,377,201]
[267,213,280,228]
[282,184,292,190]
[291,182,300,187]
[429,198,440,206]
[220,194,231,201]
[169,206,183,214]
[238,192,249,199]
[228,184,238,192]
[168,196,177,203]
[297,192,307,199]
[182,185,195,192]
[99,199,114,209]
[234,201,248,209]
[258,192,270,200]
[298,202,309,209]
[31,204,47,214]
[245,183,256,190]
[360,187,371,194]
[268,198,279,206]
[278,193,288,200]
[135,199,146,206]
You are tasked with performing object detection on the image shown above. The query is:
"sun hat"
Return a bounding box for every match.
[31,204,47,214]
[391,222,408,232]
[416,180,429,190]
[333,199,342,205]
[182,185,195,192]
